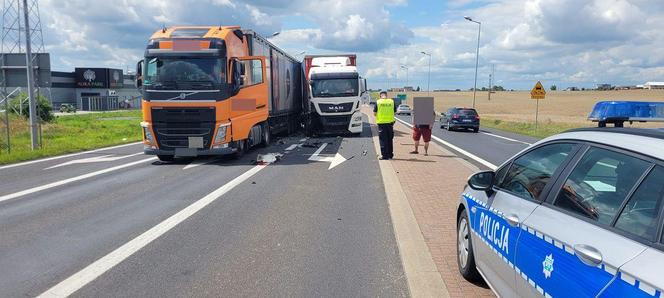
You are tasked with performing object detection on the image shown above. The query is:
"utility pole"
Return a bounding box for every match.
[22,0,38,149]
[488,64,494,101]
[465,16,481,108]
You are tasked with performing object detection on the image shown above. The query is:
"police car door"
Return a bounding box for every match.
[600,165,664,297]
[469,142,578,296]
[515,145,654,297]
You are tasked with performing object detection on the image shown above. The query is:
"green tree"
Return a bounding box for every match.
[8,92,54,122]
[416,86,420,91]
[550,85,557,91]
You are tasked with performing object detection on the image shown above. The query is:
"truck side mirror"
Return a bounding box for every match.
[135,59,143,89]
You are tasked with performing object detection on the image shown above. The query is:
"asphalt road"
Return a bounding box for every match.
[395,114,539,169]
[1,112,539,297]
[0,119,408,297]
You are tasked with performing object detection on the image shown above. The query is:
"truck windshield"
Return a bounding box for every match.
[143,57,225,91]
[312,78,358,97]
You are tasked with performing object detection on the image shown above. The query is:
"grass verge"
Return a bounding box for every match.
[0,110,142,165]
[481,117,585,139]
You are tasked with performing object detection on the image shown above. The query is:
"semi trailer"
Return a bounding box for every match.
[302,55,367,136]
[135,26,303,161]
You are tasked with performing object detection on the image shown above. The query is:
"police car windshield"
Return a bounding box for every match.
[143,57,224,91]
[312,78,358,97]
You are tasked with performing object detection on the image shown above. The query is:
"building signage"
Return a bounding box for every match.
[75,68,123,89]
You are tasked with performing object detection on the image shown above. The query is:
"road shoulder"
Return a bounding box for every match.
[365,106,495,297]
[365,107,450,298]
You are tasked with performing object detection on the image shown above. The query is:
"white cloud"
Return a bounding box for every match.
[30,0,664,90]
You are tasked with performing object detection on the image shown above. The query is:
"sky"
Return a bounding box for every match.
[35,0,664,90]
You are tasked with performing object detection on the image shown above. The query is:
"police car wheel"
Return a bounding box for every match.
[457,211,481,281]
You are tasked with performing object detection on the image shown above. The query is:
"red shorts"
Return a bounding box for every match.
[412,126,432,142]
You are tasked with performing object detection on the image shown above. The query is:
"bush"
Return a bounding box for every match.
[7,92,53,122]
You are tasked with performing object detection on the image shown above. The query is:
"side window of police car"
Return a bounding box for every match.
[614,165,664,241]
[498,143,576,202]
[553,147,651,226]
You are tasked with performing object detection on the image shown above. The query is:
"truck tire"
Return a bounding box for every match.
[232,139,248,158]
[157,155,174,162]
[260,122,271,147]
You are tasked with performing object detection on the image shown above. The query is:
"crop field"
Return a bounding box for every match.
[395,89,664,127]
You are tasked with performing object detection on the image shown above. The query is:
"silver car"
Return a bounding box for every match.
[456,127,664,297]
[396,104,412,115]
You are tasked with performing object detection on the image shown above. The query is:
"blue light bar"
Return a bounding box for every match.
[589,101,664,127]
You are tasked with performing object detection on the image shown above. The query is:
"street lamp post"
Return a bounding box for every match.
[465,16,481,108]
[400,65,409,90]
[420,51,431,95]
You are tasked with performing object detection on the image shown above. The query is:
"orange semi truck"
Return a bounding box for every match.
[135,26,304,161]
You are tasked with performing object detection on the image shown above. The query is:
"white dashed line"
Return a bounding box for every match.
[38,164,268,298]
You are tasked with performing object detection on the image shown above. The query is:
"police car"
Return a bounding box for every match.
[456,101,664,297]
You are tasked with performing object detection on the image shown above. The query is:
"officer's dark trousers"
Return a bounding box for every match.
[378,123,394,159]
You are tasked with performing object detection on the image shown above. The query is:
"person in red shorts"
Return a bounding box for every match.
[411,122,433,155]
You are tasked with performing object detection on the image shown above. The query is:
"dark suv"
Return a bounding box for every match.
[440,107,480,132]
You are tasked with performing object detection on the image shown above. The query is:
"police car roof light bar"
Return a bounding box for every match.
[588,101,664,127]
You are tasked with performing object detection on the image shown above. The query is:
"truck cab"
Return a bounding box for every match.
[304,55,366,135]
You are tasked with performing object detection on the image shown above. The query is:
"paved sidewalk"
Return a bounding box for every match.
[365,106,495,297]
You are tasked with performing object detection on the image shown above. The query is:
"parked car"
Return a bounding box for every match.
[396,104,412,115]
[59,103,77,113]
[440,107,479,132]
[455,102,664,297]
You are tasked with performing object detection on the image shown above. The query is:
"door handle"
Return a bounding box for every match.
[504,214,520,227]
[574,244,603,266]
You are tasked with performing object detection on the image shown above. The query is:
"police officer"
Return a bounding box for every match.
[374,91,397,160]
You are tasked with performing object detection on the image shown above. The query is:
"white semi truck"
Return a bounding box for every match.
[303,54,367,136]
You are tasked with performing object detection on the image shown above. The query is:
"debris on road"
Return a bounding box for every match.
[362,150,367,156]
[256,153,283,164]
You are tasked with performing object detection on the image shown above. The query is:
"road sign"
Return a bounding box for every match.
[531,81,546,99]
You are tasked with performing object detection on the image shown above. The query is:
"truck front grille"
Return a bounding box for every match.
[151,107,215,151]
[318,102,355,113]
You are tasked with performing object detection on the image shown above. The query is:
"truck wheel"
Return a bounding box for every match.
[457,211,481,282]
[233,140,248,158]
[260,123,271,147]
[473,128,479,133]
[157,155,174,162]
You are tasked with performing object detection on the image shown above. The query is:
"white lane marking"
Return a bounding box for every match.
[299,138,308,142]
[0,142,142,170]
[45,153,144,170]
[285,144,298,151]
[308,143,347,170]
[395,118,497,170]
[182,158,222,170]
[480,131,532,145]
[38,164,267,298]
[0,157,156,203]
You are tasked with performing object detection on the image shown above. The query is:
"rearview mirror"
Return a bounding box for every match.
[232,59,241,95]
[135,59,143,89]
[468,171,495,192]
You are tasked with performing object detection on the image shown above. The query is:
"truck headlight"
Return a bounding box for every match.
[141,122,155,144]
[214,123,230,144]
[354,116,363,122]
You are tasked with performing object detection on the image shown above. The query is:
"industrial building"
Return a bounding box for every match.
[643,82,664,90]
[50,68,141,110]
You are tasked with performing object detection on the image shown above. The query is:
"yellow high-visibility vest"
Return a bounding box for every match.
[376,98,395,124]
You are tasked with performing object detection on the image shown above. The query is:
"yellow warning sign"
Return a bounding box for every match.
[531,81,546,99]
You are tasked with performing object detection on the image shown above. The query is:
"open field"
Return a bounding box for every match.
[0,110,142,164]
[394,89,664,126]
